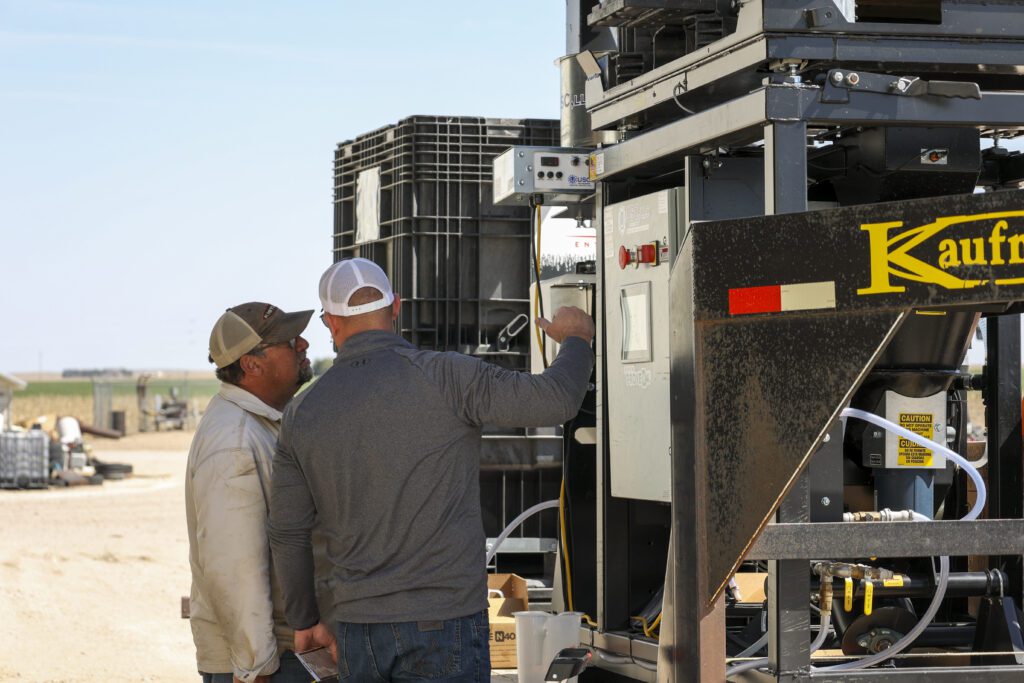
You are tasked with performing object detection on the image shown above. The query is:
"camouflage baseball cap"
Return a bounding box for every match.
[208,302,313,369]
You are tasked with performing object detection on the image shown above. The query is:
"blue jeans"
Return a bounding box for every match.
[336,611,491,682]
[201,650,309,683]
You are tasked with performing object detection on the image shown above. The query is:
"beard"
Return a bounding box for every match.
[298,362,314,385]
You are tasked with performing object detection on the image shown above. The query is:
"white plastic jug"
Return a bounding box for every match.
[513,611,583,683]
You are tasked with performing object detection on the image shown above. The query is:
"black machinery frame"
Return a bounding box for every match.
[574,1,1024,680]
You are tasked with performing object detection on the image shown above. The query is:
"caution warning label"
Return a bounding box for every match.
[897,412,934,467]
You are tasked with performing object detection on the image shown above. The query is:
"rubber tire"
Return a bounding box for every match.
[95,463,133,478]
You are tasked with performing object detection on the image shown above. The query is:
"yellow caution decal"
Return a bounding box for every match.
[897,412,935,467]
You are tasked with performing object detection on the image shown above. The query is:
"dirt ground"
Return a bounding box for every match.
[0,431,520,683]
[0,431,196,682]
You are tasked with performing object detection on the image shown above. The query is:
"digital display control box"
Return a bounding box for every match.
[493,146,596,205]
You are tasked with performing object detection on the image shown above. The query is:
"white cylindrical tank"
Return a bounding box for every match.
[57,416,83,445]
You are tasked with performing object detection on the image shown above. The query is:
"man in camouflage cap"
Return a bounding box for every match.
[186,302,313,683]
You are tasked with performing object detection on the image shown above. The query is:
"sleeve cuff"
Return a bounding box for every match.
[558,335,593,357]
[234,653,280,682]
[258,655,281,678]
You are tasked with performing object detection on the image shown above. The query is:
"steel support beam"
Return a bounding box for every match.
[587,38,768,131]
[592,87,1024,181]
[768,473,812,680]
[764,121,807,216]
[661,155,727,682]
[593,89,770,180]
[985,315,1024,604]
[765,120,811,682]
[747,520,1024,560]
[805,665,1024,682]
[595,183,633,631]
[782,88,1024,129]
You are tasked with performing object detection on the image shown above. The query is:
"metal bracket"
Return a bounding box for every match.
[700,150,723,178]
[805,5,845,28]
[497,313,529,351]
[821,69,983,104]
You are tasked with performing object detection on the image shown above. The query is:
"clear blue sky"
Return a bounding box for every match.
[0,0,564,372]
[2,2,1014,373]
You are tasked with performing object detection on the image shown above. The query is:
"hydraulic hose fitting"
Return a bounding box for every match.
[812,564,834,617]
[842,508,916,523]
[817,562,896,582]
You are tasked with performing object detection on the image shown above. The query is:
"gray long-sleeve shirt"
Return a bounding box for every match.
[268,330,593,628]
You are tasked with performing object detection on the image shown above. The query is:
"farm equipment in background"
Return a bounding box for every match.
[50,415,133,485]
[0,415,134,489]
[136,374,190,432]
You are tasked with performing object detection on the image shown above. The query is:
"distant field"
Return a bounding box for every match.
[19,378,219,399]
[12,377,220,433]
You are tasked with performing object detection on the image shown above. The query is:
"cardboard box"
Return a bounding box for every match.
[487,573,529,669]
[732,572,767,604]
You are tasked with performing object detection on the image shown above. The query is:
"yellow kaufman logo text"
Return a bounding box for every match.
[859,210,1024,295]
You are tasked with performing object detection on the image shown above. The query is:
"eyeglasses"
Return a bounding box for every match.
[251,337,298,354]
[320,310,329,328]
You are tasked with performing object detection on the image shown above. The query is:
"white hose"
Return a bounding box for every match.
[810,613,833,653]
[735,631,769,659]
[812,407,985,672]
[726,656,766,677]
[485,499,559,565]
[818,535,950,671]
[728,408,984,677]
[842,408,986,520]
[726,613,832,678]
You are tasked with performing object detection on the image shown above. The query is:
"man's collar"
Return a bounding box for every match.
[335,329,413,359]
[217,382,283,422]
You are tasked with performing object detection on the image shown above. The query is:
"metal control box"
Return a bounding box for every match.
[493,146,595,205]
[604,189,681,502]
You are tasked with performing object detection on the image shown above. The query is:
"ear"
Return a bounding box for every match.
[325,313,344,338]
[391,294,401,320]
[241,353,264,377]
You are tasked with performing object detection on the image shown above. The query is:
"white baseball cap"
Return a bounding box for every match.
[319,257,395,316]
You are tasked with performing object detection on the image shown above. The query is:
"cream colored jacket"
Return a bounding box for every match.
[185,383,291,682]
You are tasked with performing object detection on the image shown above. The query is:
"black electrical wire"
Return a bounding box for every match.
[530,201,548,369]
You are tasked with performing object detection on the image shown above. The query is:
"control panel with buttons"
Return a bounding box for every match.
[603,188,683,503]
[617,242,671,269]
[493,146,596,205]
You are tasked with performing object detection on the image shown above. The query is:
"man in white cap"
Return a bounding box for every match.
[269,258,595,681]
[186,302,314,683]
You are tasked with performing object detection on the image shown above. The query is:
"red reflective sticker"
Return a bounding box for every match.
[729,285,782,316]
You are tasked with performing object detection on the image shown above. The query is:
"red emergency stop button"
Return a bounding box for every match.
[618,245,632,269]
[638,242,658,265]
